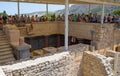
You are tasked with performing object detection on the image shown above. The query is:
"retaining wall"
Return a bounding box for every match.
[0,44,115,76]
[1,44,88,76]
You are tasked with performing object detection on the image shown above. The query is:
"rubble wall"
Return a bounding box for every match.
[81,51,114,76]
[93,24,114,53]
[0,44,114,76]
[1,44,88,76]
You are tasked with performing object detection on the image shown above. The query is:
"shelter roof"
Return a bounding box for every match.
[0,0,120,6]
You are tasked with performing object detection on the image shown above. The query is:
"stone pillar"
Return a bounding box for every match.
[57,35,60,47]
[12,37,31,60]
[44,36,48,47]
[15,44,31,60]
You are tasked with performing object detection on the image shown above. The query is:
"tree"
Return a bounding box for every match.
[113,9,120,15]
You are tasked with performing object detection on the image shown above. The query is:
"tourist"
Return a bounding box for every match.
[27,15,31,23]
[92,14,97,23]
[56,15,61,21]
[88,13,93,22]
[51,14,56,21]
[40,16,45,22]
[72,14,77,22]
[81,13,86,22]
[35,15,39,22]
[20,14,25,23]
[96,15,101,23]
[24,14,28,23]
[114,15,119,23]
[68,14,72,21]
[0,15,3,24]
[61,14,65,21]
[107,14,111,23]
[8,15,12,24]
[2,11,7,24]
[84,15,89,22]
[31,15,35,22]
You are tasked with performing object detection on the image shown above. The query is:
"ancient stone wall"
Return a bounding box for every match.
[106,50,120,76]
[117,54,120,76]
[31,22,59,36]
[114,30,120,51]
[6,23,120,51]
[81,51,114,76]
[29,22,99,40]
[93,24,114,52]
[0,44,115,76]
[1,44,88,76]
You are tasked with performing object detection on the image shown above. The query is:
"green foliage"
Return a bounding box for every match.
[91,7,102,14]
[0,12,8,16]
[43,13,55,20]
[113,9,120,15]
[0,13,3,15]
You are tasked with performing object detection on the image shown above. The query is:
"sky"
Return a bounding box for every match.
[0,2,65,15]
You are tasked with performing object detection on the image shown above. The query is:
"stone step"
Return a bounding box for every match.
[0,54,14,60]
[0,32,4,34]
[0,50,12,56]
[0,30,15,64]
[0,48,12,52]
[0,40,8,43]
[0,37,7,40]
[0,36,6,38]
[0,57,15,64]
[0,33,5,36]
[0,45,10,49]
[0,43,9,46]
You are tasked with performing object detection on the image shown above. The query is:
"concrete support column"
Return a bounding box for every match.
[101,4,105,25]
[46,3,48,20]
[65,0,69,50]
[17,0,20,21]
[88,4,91,13]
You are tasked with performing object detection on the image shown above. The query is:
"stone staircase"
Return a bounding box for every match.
[0,30,15,64]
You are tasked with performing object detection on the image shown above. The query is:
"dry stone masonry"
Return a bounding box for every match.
[81,51,114,76]
[93,24,114,50]
[0,44,117,76]
[1,44,88,76]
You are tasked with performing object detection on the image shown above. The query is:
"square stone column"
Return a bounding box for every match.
[13,43,31,60]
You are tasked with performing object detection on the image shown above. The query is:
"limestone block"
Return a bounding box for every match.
[33,49,45,56]
[8,30,20,45]
[106,50,116,57]
[43,47,57,53]
[18,27,27,36]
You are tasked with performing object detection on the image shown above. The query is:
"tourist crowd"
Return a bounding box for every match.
[0,11,120,24]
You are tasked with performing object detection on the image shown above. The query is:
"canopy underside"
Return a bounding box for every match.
[0,0,120,6]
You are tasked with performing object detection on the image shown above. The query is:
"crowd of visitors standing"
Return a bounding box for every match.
[0,11,120,24]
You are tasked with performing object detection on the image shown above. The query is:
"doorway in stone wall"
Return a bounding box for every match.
[115,46,120,52]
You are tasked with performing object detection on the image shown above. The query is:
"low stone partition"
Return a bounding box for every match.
[106,50,120,76]
[1,44,88,76]
[81,51,114,76]
[0,44,117,76]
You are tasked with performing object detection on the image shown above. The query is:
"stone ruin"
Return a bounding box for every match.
[0,22,120,76]
[0,44,119,76]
